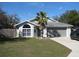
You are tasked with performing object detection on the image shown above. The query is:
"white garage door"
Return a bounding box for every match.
[47,27,67,37]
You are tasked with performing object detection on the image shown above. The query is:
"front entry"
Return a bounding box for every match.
[37,28,41,37]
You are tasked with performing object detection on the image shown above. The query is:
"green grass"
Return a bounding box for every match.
[0,38,71,57]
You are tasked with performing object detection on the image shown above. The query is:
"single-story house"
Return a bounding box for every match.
[14,19,73,38]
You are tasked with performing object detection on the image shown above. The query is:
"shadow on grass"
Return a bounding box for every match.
[0,37,31,44]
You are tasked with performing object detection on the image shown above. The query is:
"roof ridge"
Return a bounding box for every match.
[48,18,58,22]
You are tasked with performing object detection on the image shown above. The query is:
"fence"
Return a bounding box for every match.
[0,29,17,38]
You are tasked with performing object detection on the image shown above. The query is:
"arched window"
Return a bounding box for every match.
[22,24,31,37]
[23,24,30,28]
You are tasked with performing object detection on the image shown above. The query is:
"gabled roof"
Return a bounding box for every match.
[15,19,40,28]
[15,18,73,28]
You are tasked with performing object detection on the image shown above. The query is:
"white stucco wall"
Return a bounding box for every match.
[66,27,71,38]
[43,28,47,37]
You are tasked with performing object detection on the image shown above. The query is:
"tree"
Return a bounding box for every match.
[0,9,20,29]
[32,11,48,37]
[7,15,20,28]
[55,10,79,26]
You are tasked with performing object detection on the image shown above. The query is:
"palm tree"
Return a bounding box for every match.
[32,11,48,37]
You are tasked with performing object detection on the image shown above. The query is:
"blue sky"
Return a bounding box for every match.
[0,2,79,21]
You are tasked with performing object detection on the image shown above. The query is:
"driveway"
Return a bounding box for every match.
[50,37,79,57]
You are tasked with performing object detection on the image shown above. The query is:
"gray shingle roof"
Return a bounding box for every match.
[47,20,73,27]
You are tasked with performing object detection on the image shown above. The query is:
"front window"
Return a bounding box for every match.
[22,24,31,37]
[26,29,31,36]
[22,29,31,37]
[23,29,27,36]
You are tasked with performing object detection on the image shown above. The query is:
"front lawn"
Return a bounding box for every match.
[0,38,71,57]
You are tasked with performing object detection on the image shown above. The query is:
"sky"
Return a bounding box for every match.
[0,2,79,21]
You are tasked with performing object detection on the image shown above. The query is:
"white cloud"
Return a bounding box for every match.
[58,7,63,10]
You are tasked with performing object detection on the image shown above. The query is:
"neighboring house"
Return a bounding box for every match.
[14,19,73,38]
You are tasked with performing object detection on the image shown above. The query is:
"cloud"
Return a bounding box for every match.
[58,7,63,10]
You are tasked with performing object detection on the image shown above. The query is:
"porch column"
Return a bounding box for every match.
[43,28,47,37]
[31,25,34,37]
[66,27,71,38]
[16,29,19,38]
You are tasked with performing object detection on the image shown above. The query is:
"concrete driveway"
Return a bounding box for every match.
[50,37,79,57]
